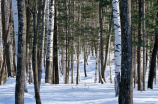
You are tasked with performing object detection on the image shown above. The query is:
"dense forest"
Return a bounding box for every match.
[0,0,158,104]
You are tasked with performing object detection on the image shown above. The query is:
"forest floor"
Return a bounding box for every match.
[0,55,158,104]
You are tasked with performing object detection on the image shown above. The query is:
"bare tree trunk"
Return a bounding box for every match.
[142,0,146,91]
[148,11,158,88]
[53,6,59,84]
[137,0,143,91]
[119,0,133,103]
[32,0,41,103]
[99,2,105,82]
[15,0,26,103]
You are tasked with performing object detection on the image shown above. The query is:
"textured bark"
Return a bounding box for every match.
[112,0,121,97]
[38,0,47,89]
[76,0,81,84]
[119,0,133,103]
[83,36,87,77]
[45,0,55,84]
[28,56,34,84]
[137,0,143,91]
[32,0,41,103]
[99,2,105,82]
[13,38,16,77]
[0,54,6,85]
[71,0,75,84]
[142,0,146,91]
[52,7,59,84]
[25,0,31,81]
[65,0,69,84]
[2,1,11,77]
[15,0,26,103]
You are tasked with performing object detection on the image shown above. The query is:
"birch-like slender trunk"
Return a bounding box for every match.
[45,0,55,84]
[112,0,121,97]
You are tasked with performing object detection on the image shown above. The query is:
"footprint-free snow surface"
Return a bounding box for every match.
[0,55,158,104]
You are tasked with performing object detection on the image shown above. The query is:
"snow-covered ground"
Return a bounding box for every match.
[0,55,158,104]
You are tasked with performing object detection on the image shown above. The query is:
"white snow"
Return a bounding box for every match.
[0,55,158,104]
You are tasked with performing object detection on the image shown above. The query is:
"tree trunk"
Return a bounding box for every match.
[15,0,26,103]
[137,0,143,91]
[99,2,105,82]
[53,6,59,84]
[45,0,55,84]
[142,0,146,91]
[112,0,121,97]
[119,0,133,103]
[32,0,41,103]
[148,11,158,88]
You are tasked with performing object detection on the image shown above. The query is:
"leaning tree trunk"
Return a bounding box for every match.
[119,0,133,103]
[15,0,26,103]
[148,11,158,89]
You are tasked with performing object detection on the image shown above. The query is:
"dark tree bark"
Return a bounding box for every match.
[148,11,158,89]
[119,0,133,103]
[38,0,46,89]
[15,0,26,103]
[52,6,59,84]
[32,0,41,103]
[137,0,143,91]
[99,2,105,82]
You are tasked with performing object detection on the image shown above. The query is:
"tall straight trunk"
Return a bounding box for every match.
[142,0,146,91]
[76,0,81,84]
[84,35,87,77]
[15,0,26,103]
[65,0,69,84]
[112,0,121,97]
[32,0,41,103]
[137,0,143,91]
[148,11,158,89]
[109,43,112,83]
[25,0,30,82]
[97,2,103,84]
[53,7,59,84]
[71,0,75,84]
[119,0,133,103]
[38,0,47,89]
[133,32,137,88]
[99,2,105,82]
[45,0,55,84]
[94,44,98,83]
